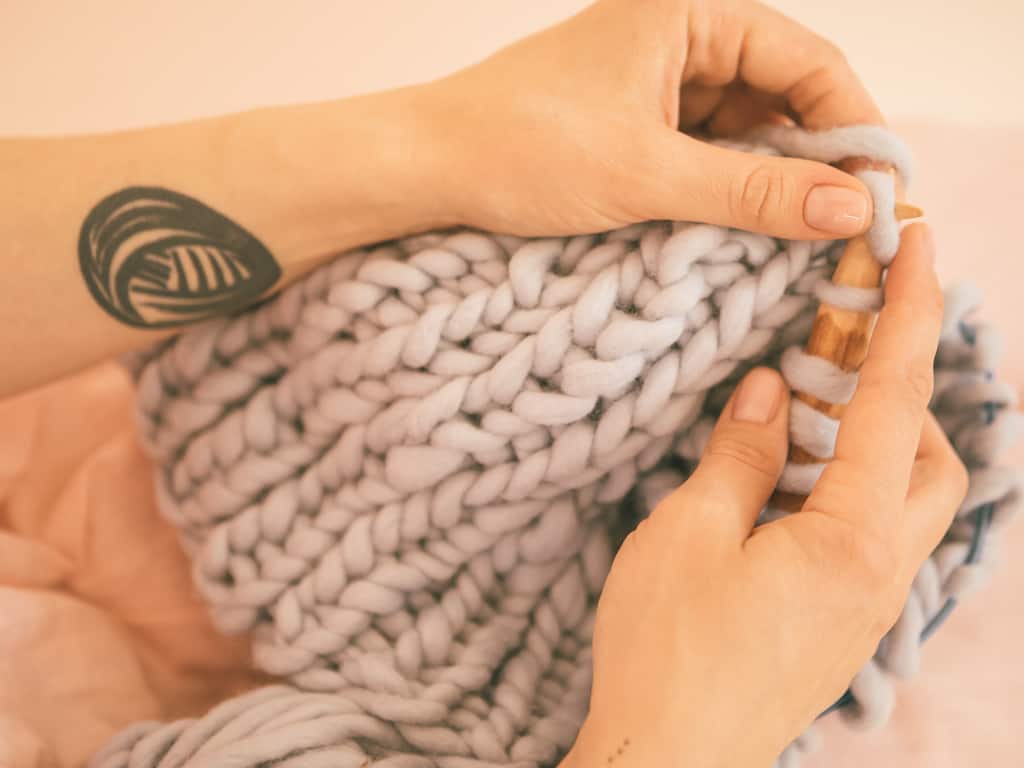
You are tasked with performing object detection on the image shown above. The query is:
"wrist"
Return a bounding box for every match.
[221,84,458,278]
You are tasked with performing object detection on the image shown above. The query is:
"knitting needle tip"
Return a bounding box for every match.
[894,202,924,220]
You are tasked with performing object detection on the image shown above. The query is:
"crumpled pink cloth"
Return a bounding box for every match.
[0,362,263,768]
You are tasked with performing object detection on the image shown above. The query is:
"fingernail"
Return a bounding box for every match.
[804,185,870,235]
[733,368,782,424]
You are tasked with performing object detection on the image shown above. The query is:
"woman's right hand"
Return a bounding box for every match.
[565,223,968,767]
[425,0,884,240]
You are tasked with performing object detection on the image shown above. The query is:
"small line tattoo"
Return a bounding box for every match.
[78,186,280,328]
[605,737,630,763]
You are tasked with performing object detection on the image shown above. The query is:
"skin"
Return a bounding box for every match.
[0,1,968,766]
[1,0,881,397]
[568,225,967,768]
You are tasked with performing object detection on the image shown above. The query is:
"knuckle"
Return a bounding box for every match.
[812,466,888,519]
[859,360,934,410]
[850,532,903,615]
[706,431,779,481]
[805,513,900,595]
[733,164,788,229]
[852,370,886,402]
[904,363,935,405]
[781,515,905,637]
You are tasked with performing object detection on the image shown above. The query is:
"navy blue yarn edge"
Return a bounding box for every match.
[817,319,997,720]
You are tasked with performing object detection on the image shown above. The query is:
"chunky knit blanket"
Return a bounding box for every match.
[93,127,1021,768]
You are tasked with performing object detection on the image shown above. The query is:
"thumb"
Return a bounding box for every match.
[644,129,873,241]
[674,367,790,541]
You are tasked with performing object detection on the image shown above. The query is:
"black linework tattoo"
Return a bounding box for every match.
[78,186,280,328]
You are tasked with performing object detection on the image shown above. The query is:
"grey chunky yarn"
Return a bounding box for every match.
[95,128,1021,768]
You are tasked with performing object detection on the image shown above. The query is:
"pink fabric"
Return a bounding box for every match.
[0,364,263,768]
[0,122,1020,767]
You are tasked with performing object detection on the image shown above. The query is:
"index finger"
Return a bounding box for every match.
[717,1,885,128]
[805,224,942,522]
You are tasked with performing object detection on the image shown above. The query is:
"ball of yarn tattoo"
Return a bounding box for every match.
[78,187,280,328]
[93,129,1022,768]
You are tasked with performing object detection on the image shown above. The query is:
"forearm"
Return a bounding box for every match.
[0,85,451,397]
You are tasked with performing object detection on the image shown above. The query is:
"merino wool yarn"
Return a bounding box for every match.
[94,127,1021,768]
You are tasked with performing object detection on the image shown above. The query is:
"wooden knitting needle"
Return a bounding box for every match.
[771,160,923,512]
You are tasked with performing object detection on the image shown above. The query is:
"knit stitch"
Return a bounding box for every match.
[93,128,1022,768]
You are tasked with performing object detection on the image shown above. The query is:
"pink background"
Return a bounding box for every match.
[1,2,1021,765]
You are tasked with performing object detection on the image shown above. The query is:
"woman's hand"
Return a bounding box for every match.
[563,224,968,768]
[424,0,882,240]
[2,0,886,395]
